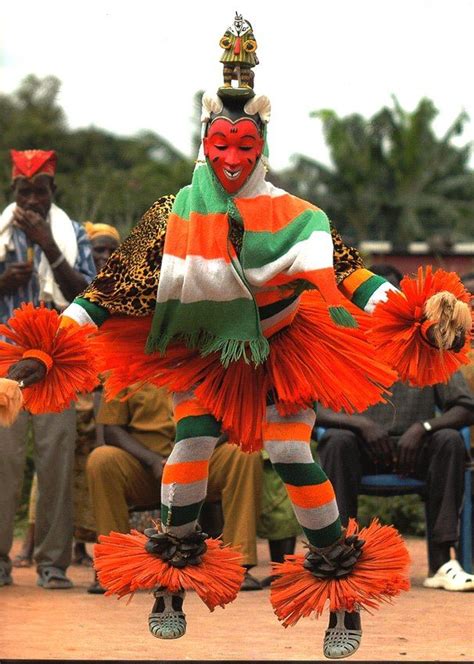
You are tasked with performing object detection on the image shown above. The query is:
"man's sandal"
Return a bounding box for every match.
[87,573,106,594]
[148,588,186,639]
[12,554,33,568]
[37,566,73,589]
[323,610,362,659]
[240,570,263,591]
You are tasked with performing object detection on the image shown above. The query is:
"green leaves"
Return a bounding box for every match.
[0,76,194,233]
[283,97,474,245]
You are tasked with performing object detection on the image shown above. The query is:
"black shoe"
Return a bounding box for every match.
[260,575,276,588]
[87,578,106,594]
[240,571,263,591]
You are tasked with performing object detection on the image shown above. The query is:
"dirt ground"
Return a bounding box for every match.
[1,536,473,662]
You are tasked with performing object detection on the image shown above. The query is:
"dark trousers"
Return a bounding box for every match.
[317,428,466,572]
[0,408,76,573]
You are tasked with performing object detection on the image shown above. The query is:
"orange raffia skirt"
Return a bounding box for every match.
[91,291,397,451]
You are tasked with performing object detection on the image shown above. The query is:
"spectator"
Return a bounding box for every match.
[86,383,262,593]
[71,221,122,562]
[12,220,121,570]
[316,265,474,591]
[0,149,96,589]
[83,221,120,272]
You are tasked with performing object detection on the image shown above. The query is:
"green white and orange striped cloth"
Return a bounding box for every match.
[61,199,398,356]
[61,256,398,340]
[163,389,341,547]
[146,160,356,367]
[340,268,396,314]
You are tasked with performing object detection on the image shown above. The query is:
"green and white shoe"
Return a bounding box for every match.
[323,610,362,659]
[148,588,186,639]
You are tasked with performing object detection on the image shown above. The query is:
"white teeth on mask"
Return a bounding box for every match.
[223,169,241,180]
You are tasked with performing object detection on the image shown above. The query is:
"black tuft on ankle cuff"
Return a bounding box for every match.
[144,526,208,568]
[303,533,365,579]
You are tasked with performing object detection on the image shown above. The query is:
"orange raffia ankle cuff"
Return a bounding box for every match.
[22,349,53,373]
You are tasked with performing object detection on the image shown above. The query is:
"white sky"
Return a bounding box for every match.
[1,0,472,171]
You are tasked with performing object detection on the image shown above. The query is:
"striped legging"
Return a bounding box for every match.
[161,390,342,548]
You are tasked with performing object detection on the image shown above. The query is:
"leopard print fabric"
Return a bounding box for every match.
[331,225,364,284]
[80,195,174,316]
[80,194,363,316]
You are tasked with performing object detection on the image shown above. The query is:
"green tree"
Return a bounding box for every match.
[55,128,193,236]
[0,76,194,233]
[280,97,474,244]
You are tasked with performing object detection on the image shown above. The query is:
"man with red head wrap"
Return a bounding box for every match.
[0,149,96,590]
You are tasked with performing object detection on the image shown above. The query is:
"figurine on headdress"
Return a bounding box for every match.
[219,11,258,93]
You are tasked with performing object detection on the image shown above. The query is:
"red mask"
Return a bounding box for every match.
[203,118,264,194]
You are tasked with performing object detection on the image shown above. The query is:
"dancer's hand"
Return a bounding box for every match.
[7,358,46,387]
[448,327,465,352]
[423,291,470,352]
[425,324,466,352]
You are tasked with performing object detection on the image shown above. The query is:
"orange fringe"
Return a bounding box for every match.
[94,530,245,611]
[267,292,397,417]
[91,293,397,450]
[89,318,215,401]
[270,518,410,627]
[0,303,98,413]
[368,267,472,386]
[194,357,269,451]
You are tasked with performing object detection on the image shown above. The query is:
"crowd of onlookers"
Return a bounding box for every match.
[0,149,473,595]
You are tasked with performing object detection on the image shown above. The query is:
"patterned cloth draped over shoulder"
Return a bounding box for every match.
[80,196,174,316]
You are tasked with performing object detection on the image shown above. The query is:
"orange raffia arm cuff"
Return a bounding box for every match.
[22,349,53,373]
[367,266,471,386]
[0,303,99,415]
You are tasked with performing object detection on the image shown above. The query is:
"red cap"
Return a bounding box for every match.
[10,150,57,180]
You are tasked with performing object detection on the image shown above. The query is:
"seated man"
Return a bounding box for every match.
[317,371,474,589]
[316,266,474,591]
[86,383,262,593]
